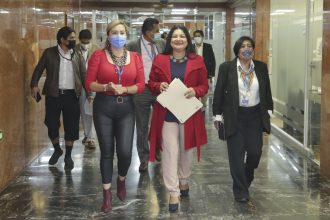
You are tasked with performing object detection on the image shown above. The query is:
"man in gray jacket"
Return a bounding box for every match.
[76,29,100,149]
[30,26,86,170]
[127,18,165,172]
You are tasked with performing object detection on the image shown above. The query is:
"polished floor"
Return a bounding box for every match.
[1,107,330,219]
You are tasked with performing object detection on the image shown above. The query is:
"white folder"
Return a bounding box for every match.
[156,78,203,123]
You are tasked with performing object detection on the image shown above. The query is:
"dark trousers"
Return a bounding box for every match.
[93,94,135,184]
[226,105,263,199]
[44,91,80,141]
[133,87,156,163]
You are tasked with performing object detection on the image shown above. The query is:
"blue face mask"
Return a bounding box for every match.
[242,48,252,59]
[109,35,127,48]
[153,33,161,41]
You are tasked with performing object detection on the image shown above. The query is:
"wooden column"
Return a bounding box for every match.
[254,0,270,64]
[320,0,330,177]
[225,7,234,61]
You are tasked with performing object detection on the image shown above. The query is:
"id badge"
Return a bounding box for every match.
[241,98,249,106]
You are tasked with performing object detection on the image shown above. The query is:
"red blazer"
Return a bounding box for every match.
[148,53,208,162]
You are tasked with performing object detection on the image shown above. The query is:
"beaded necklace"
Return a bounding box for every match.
[170,55,187,63]
[108,47,127,67]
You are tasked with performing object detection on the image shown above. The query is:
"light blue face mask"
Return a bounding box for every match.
[242,48,252,59]
[109,35,127,48]
[153,33,161,41]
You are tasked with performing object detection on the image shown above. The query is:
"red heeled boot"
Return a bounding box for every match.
[101,188,112,212]
[117,177,126,201]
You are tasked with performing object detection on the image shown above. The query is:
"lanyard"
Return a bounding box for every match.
[115,64,125,84]
[108,49,127,84]
[239,64,254,91]
[141,39,156,61]
[58,51,74,61]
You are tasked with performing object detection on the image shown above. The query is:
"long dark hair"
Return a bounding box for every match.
[163,25,195,55]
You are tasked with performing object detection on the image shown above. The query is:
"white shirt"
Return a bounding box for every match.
[58,45,75,89]
[237,59,260,107]
[141,36,158,84]
[195,43,203,56]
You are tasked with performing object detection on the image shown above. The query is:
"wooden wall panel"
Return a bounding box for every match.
[320,0,330,177]
[0,0,66,192]
[254,0,270,64]
[225,7,234,61]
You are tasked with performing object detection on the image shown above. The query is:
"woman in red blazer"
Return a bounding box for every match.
[148,25,208,212]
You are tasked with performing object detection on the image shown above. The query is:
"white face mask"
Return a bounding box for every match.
[194,37,203,45]
[81,43,90,51]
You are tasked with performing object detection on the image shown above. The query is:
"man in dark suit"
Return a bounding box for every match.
[193,30,216,111]
[30,26,86,170]
[127,18,165,172]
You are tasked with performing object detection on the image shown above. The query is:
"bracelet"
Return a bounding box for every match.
[103,84,107,92]
[126,87,129,94]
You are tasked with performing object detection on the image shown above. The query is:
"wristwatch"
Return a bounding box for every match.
[103,84,107,92]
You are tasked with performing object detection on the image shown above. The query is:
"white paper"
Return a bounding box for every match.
[84,99,93,116]
[156,78,203,123]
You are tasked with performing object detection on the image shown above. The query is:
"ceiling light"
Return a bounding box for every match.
[137,12,154,15]
[275,9,295,13]
[32,7,42,12]
[0,10,9,14]
[80,11,93,15]
[49,12,64,15]
[193,9,198,15]
[171,12,188,15]
[172,9,190,12]
[131,21,144,25]
[235,12,251,15]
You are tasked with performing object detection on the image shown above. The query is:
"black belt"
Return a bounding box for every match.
[59,89,75,95]
[238,104,260,113]
[109,95,131,104]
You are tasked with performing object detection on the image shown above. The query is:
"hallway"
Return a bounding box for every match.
[1,109,330,220]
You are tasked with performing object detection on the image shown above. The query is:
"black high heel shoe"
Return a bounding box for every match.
[180,188,189,197]
[169,196,179,212]
[169,203,179,212]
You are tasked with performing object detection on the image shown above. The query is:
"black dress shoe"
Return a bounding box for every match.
[139,162,148,172]
[64,157,74,170]
[49,149,63,165]
[169,203,179,212]
[235,197,249,203]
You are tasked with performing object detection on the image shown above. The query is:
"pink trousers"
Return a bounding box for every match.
[161,121,194,197]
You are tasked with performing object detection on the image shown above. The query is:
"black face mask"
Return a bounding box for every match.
[67,40,76,49]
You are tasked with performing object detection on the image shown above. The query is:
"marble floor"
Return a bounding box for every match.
[1,110,330,220]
